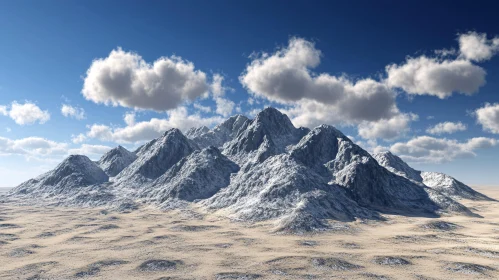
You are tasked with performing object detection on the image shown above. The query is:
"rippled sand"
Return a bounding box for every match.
[0,187,498,279]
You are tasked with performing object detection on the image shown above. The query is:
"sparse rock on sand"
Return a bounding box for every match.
[137,259,183,271]
[444,262,495,275]
[0,187,499,279]
[311,257,363,270]
[420,221,462,231]
[215,272,262,279]
[373,256,412,266]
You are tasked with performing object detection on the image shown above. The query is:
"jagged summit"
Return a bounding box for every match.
[98,145,137,177]
[10,155,108,198]
[8,107,490,232]
[223,107,309,164]
[253,107,297,135]
[290,126,469,215]
[187,114,249,149]
[373,151,493,201]
[114,128,197,187]
[290,124,359,170]
[43,155,108,187]
[139,146,239,209]
[372,151,423,182]
[185,126,210,139]
[420,172,493,201]
[216,114,249,134]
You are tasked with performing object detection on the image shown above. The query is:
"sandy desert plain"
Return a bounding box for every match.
[0,187,498,280]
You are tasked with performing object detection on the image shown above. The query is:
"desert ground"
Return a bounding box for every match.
[1,187,498,280]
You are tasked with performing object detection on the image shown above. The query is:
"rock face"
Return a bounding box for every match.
[10,155,108,198]
[203,154,380,232]
[372,151,423,182]
[8,107,486,232]
[223,107,309,164]
[188,115,249,149]
[185,126,210,139]
[139,146,239,208]
[114,129,197,188]
[290,125,469,215]
[98,146,137,177]
[373,151,492,201]
[420,171,492,201]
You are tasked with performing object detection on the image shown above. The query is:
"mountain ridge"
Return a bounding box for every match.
[6,107,490,232]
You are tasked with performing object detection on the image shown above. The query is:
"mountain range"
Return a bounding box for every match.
[5,107,492,232]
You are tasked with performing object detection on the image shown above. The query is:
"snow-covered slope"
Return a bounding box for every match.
[188,115,249,149]
[98,146,137,177]
[290,125,469,215]
[223,107,309,165]
[139,146,239,209]
[203,154,380,231]
[372,151,423,182]
[185,126,210,139]
[9,155,108,198]
[114,128,197,188]
[420,171,492,201]
[373,151,492,201]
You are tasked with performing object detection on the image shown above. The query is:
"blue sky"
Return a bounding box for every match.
[1,0,499,187]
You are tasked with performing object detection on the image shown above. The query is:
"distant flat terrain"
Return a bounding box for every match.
[0,188,12,195]
[0,187,498,280]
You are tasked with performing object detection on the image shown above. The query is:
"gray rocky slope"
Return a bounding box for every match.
[98,146,137,177]
[11,155,108,200]
[373,151,493,201]
[6,107,489,232]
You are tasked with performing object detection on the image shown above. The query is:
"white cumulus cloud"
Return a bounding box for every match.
[385,32,499,99]
[61,104,86,120]
[0,105,7,116]
[215,97,235,117]
[0,136,67,157]
[240,38,397,121]
[1,101,51,125]
[71,133,87,144]
[389,136,497,163]
[475,103,499,134]
[358,113,418,140]
[82,48,210,111]
[459,31,499,62]
[193,103,211,113]
[385,56,486,99]
[68,144,112,158]
[426,121,467,135]
[86,107,224,143]
[240,37,410,140]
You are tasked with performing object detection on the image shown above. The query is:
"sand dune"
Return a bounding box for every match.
[0,187,498,279]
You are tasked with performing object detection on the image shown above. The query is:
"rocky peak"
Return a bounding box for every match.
[114,128,197,186]
[44,155,108,187]
[253,107,296,135]
[372,151,423,182]
[139,146,239,207]
[185,126,210,138]
[223,107,308,161]
[186,115,250,149]
[216,114,249,135]
[99,146,137,177]
[291,125,350,167]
